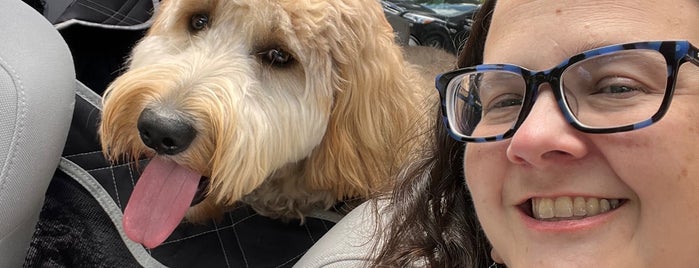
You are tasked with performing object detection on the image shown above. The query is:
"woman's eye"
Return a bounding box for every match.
[480,93,523,123]
[260,48,294,66]
[477,73,525,110]
[592,76,648,98]
[600,85,638,94]
[490,96,523,109]
[483,94,523,112]
[190,14,209,31]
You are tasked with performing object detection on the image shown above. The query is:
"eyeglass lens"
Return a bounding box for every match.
[447,49,669,139]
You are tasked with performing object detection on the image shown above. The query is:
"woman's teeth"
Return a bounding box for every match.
[531,197,622,221]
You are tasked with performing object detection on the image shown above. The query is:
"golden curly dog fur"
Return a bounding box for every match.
[99,0,449,247]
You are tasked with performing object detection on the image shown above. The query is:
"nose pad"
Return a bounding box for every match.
[137,108,197,155]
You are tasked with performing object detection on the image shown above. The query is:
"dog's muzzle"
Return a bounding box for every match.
[137,108,197,155]
[191,176,210,207]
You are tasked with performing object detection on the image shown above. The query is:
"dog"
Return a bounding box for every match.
[99,0,451,248]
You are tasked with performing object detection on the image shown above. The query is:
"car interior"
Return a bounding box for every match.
[1,0,443,267]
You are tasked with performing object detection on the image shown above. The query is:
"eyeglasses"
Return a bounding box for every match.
[436,40,699,143]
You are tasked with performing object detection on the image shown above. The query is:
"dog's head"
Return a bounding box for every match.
[100,0,425,248]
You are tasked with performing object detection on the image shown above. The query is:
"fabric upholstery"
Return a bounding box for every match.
[0,1,75,267]
[294,201,389,267]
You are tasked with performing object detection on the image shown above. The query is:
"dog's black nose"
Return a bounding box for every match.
[137,108,197,155]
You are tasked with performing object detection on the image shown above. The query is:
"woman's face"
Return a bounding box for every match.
[464,0,699,267]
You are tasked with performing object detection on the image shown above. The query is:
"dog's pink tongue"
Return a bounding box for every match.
[123,157,201,249]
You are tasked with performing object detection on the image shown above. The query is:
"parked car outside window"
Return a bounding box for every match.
[382,0,480,54]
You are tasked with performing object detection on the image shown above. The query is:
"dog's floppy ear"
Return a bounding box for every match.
[304,0,426,199]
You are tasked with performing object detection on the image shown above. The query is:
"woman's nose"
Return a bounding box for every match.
[505,85,589,168]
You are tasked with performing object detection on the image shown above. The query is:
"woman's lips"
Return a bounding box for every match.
[519,196,626,221]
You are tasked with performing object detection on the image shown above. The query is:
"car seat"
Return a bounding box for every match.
[294,200,386,267]
[0,1,75,267]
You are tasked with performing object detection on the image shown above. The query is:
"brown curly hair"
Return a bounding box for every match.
[372,0,498,267]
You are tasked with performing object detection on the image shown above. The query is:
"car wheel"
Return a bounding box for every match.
[408,35,420,47]
[422,35,445,49]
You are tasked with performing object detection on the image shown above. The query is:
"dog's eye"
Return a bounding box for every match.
[190,14,209,31]
[260,48,294,66]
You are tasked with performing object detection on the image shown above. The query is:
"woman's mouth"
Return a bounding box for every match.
[520,196,626,221]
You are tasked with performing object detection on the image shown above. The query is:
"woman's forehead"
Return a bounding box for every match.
[483,0,699,68]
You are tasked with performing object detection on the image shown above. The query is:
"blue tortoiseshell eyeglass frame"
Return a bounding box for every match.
[435,40,699,143]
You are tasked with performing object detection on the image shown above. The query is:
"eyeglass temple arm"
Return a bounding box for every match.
[688,45,699,66]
